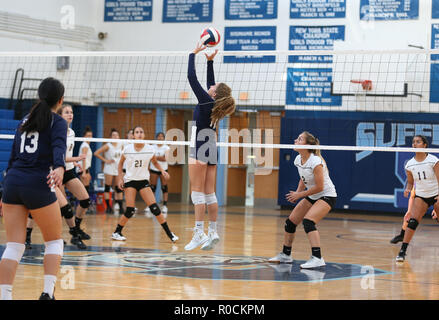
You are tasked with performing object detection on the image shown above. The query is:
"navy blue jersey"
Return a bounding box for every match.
[188,53,216,132]
[6,112,67,185]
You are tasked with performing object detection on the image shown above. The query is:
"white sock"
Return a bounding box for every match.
[208,221,217,232]
[43,275,57,298]
[195,221,204,231]
[0,284,13,300]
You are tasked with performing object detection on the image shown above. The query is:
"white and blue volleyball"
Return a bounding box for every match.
[200,27,221,47]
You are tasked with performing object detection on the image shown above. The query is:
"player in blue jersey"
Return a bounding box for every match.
[0,77,67,300]
[185,42,236,251]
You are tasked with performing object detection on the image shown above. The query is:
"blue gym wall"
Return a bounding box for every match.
[278,111,439,213]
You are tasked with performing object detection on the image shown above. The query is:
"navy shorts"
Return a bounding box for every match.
[2,175,57,210]
[189,142,218,166]
[305,196,337,210]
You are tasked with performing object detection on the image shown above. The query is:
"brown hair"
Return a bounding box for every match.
[210,83,236,129]
[302,131,327,169]
[414,135,428,147]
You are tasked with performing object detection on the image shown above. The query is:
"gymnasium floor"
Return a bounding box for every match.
[1,203,438,300]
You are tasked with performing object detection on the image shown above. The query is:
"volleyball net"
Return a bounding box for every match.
[1,49,439,211]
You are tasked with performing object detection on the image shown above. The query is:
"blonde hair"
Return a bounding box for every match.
[210,83,236,129]
[302,131,328,169]
[56,104,72,116]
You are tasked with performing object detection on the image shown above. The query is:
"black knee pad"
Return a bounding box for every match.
[284,218,297,234]
[407,218,419,231]
[104,185,111,192]
[61,204,74,219]
[149,203,161,216]
[28,213,33,220]
[124,207,135,219]
[79,198,91,209]
[150,184,156,193]
[303,219,317,234]
[161,185,168,193]
[114,186,123,193]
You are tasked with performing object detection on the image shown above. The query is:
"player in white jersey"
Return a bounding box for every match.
[94,129,124,214]
[147,132,171,217]
[57,105,92,243]
[77,126,93,193]
[111,126,178,243]
[396,135,439,262]
[269,131,337,269]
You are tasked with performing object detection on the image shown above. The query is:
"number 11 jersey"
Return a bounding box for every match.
[123,143,155,183]
[405,154,439,198]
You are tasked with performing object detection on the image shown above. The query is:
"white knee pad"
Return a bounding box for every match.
[44,239,64,257]
[205,193,217,205]
[1,242,25,263]
[191,191,206,205]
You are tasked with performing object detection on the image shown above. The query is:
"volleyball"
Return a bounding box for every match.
[200,27,221,47]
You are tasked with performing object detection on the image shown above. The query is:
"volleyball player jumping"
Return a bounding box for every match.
[269,132,337,269]
[185,42,236,251]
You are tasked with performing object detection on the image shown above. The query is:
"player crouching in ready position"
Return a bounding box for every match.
[111,126,178,243]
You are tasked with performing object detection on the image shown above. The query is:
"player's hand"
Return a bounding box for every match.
[162,171,170,181]
[205,49,218,61]
[47,167,64,188]
[432,210,438,221]
[404,211,411,222]
[193,42,207,54]
[117,179,124,191]
[106,159,115,164]
[78,154,86,161]
[286,191,301,203]
[404,189,410,197]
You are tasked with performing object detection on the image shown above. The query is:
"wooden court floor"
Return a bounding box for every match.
[1,203,439,300]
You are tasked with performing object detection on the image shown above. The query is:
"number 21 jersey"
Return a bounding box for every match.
[123,143,155,183]
[405,154,439,198]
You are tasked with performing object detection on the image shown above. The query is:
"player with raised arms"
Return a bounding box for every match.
[185,41,236,251]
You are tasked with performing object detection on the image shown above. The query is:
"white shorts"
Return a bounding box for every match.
[103,163,118,176]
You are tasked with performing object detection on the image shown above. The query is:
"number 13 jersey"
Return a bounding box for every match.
[122,143,155,183]
[405,154,439,198]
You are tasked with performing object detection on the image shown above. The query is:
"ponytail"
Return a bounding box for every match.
[210,83,236,129]
[20,77,64,133]
[302,131,328,170]
[20,100,52,133]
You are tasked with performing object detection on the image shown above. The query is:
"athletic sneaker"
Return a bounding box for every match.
[396,252,406,262]
[162,205,168,214]
[300,256,326,269]
[144,207,153,218]
[106,207,113,214]
[390,234,404,244]
[184,229,209,251]
[171,232,179,242]
[201,230,220,251]
[39,292,55,300]
[112,232,126,241]
[77,228,91,240]
[71,236,87,250]
[268,252,293,264]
